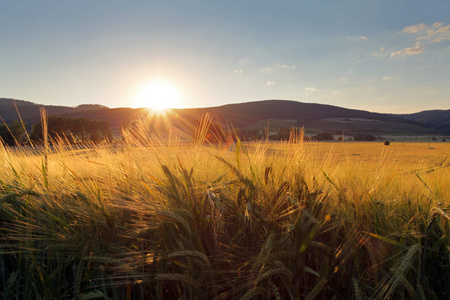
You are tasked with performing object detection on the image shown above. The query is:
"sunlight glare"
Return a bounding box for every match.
[135,81,182,111]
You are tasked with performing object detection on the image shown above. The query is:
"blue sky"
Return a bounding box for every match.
[1,0,449,113]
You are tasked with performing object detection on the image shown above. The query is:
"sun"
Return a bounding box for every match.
[135,81,182,111]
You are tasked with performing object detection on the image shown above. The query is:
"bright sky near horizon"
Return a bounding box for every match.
[1,1,450,113]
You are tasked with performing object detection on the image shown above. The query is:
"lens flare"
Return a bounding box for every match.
[135,81,182,111]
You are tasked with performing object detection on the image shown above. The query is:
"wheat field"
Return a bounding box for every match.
[1,121,449,299]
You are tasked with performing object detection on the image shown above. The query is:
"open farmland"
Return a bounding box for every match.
[1,129,450,299]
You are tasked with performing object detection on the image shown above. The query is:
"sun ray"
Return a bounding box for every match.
[134,81,182,112]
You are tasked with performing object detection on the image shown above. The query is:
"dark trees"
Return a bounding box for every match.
[354,133,376,141]
[30,116,112,143]
[270,127,304,141]
[275,127,292,140]
[314,132,334,141]
[0,120,26,146]
[233,128,262,141]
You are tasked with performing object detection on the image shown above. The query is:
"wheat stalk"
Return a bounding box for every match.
[258,266,293,283]
[429,206,450,222]
[396,244,421,278]
[251,233,275,273]
[157,210,192,237]
[400,274,416,299]
[83,256,123,266]
[374,243,421,299]
[155,273,200,289]
[166,250,211,267]
[74,260,86,299]
[305,276,328,300]
[239,287,266,300]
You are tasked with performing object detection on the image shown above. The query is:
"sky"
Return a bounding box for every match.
[1,0,450,114]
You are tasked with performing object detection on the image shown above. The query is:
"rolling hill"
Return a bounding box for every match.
[1,98,449,136]
[175,100,446,135]
[394,110,450,130]
[0,98,147,131]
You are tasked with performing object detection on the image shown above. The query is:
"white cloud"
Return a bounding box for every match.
[402,22,450,43]
[382,76,395,80]
[234,69,244,74]
[260,63,297,73]
[435,25,450,42]
[275,63,297,69]
[266,80,275,85]
[359,36,368,40]
[390,45,425,57]
[305,87,319,92]
[372,47,386,57]
[402,23,427,34]
[390,22,450,58]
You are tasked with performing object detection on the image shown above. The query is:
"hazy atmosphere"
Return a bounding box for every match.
[1,0,450,113]
[2,2,450,299]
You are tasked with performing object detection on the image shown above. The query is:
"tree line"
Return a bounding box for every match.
[0,116,112,146]
[1,115,385,147]
[266,127,378,142]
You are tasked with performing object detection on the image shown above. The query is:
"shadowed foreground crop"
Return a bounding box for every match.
[1,119,450,299]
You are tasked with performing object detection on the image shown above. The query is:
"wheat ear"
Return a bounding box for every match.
[352,277,362,300]
[305,276,328,300]
[269,279,282,300]
[158,210,192,236]
[258,266,293,282]
[79,291,105,300]
[167,250,211,267]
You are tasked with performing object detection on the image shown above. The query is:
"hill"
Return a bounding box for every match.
[1,98,448,136]
[0,98,147,131]
[395,110,450,130]
[175,100,443,135]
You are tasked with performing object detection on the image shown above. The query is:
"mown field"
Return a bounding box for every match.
[1,126,450,299]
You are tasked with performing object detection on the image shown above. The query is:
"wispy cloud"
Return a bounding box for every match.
[372,47,386,57]
[392,22,450,58]
[434,25,450,42]
[359,36,368,40]
[402,23,427,34]
[260,63,296,73]
[305,87,319,92]
[275,63,297,69]
[266,80,275,85]
[382,76,395,80]
[234,69,244,74]
[402,22,450,42]
[331,90,343,95]
[390,44,425,57]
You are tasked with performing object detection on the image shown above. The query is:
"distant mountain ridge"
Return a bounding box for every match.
[185,99,416,126]
[1,98,449,135]
[0,98,147,131]
[394,110,450,130]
